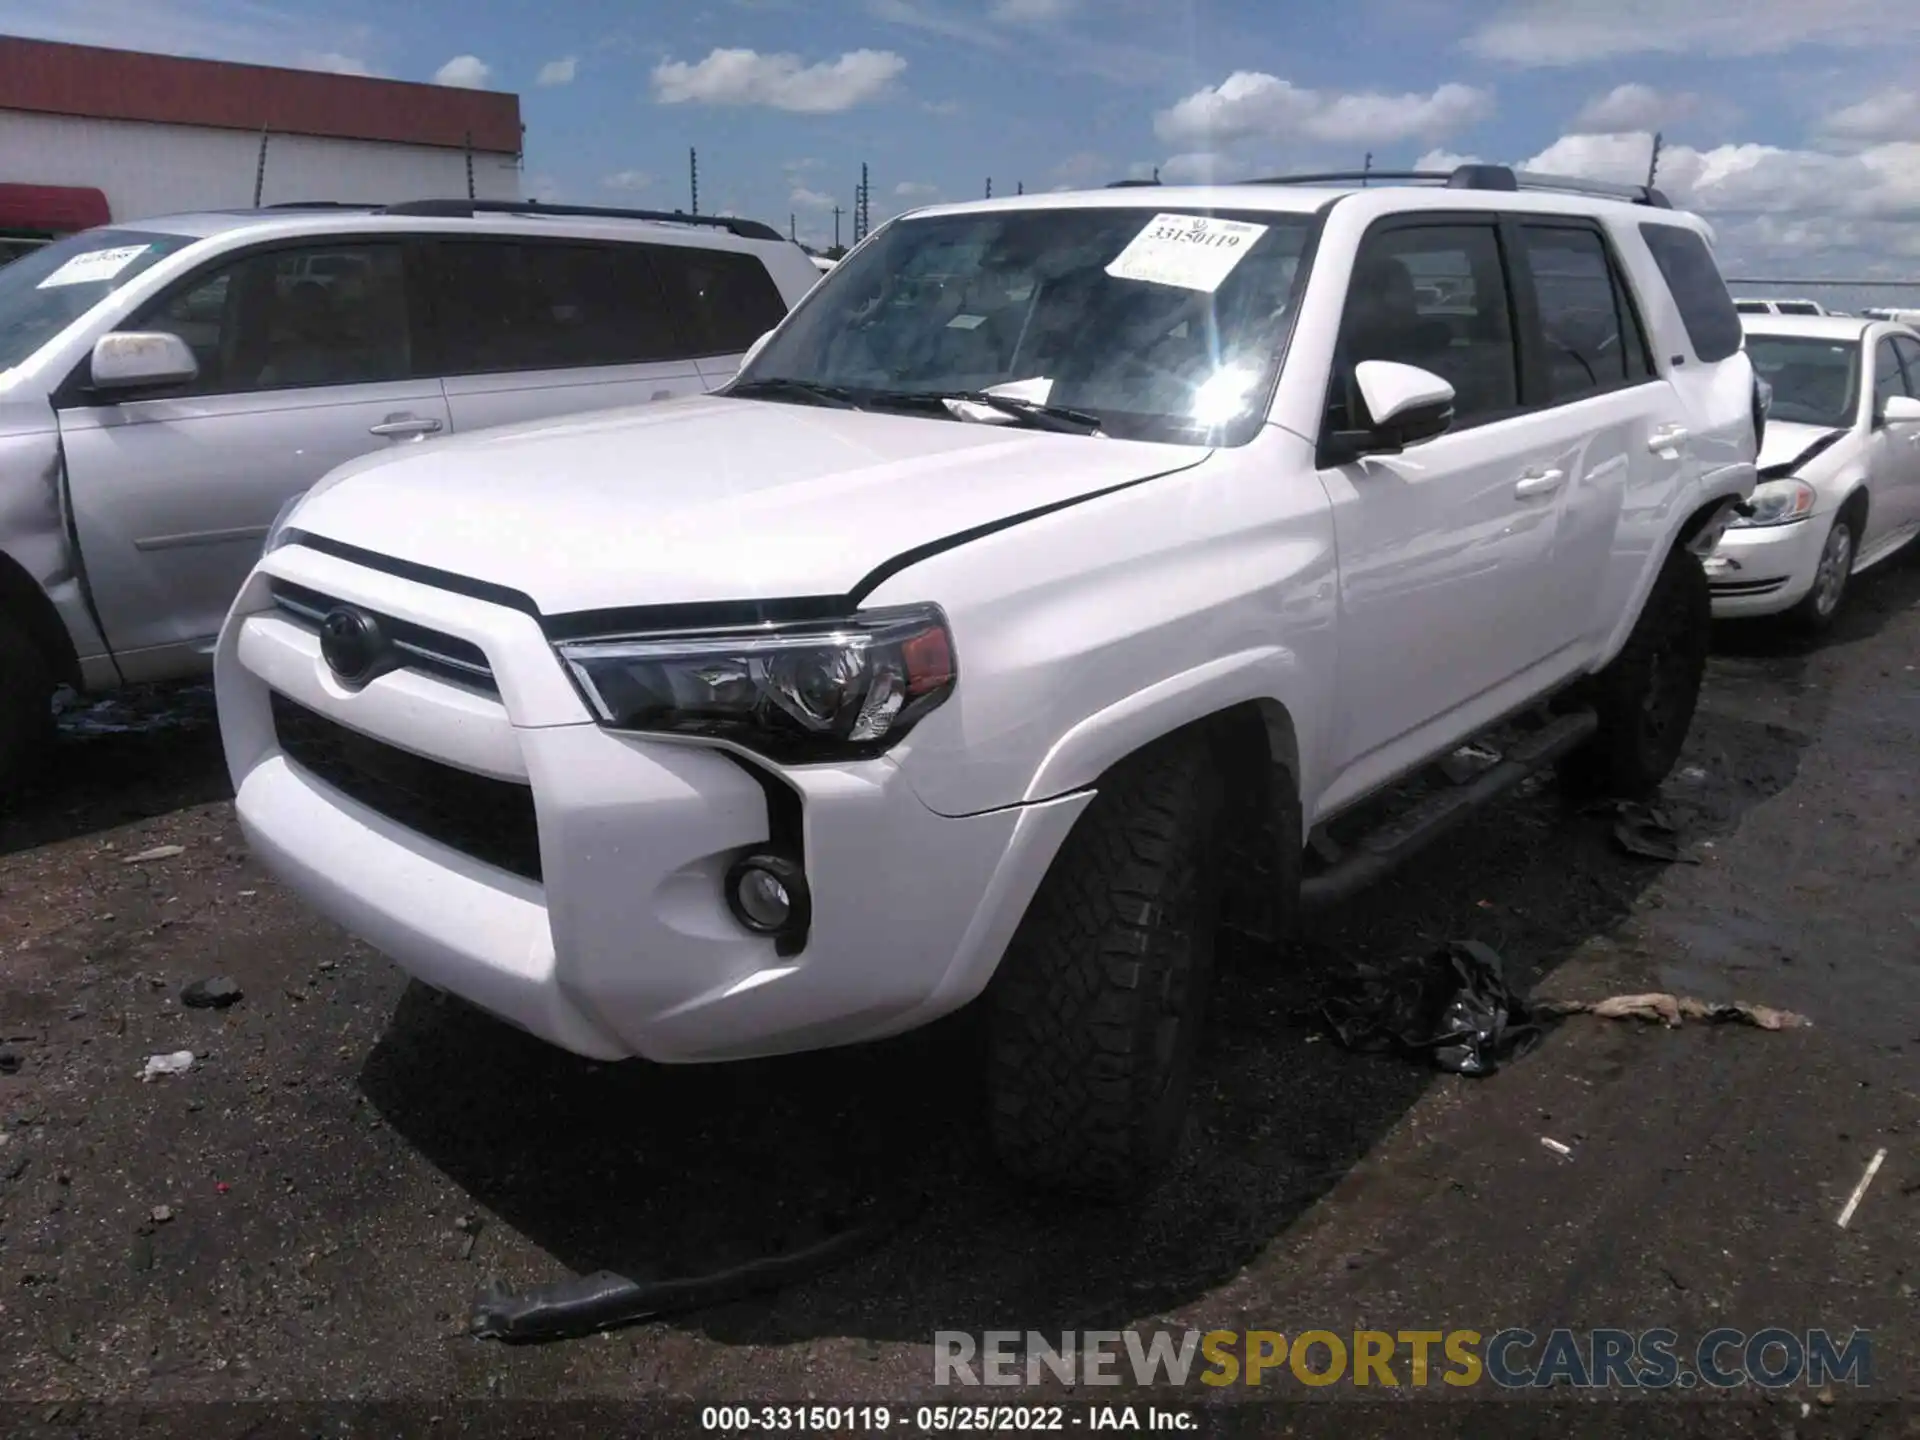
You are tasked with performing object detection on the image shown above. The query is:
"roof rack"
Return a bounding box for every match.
[1238,163,1672,209]
[375,198,786,240]
[262,201,381,210]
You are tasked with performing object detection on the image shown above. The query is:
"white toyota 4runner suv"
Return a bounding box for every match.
[216,165,1760,1197]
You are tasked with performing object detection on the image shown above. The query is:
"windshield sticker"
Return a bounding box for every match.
[36,245,152,290]
[1106,213,1268,293]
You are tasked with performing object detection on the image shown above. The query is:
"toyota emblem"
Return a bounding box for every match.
[319,606,386,684]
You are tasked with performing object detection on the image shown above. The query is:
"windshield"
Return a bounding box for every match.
[734,205,1319,445]
[1745,335,1860,429]
[0,228,199,372]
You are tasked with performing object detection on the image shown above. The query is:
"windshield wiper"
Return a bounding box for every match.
[867,389,1105,436]
[726,377,863,409]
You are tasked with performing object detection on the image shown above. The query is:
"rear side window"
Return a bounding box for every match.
[429,240,683,374]
[648,245,789,356]
[1519,223,1653,401]
[1638,223,1742,363]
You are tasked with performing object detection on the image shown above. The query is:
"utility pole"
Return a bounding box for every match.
[832,204,843,249]
[1016,180,1024,195]
[1362,152,1373,186]
[689,147,699,216]
[1647,131,1665,189]
[252,125,270,207]
[857,162,870,241]
[986,177,993,199]
[1152,165,1160,183]
[464,131,475,201]
[789,213,797,242]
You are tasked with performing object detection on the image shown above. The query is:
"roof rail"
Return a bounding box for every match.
[1239,163,1673,208]
[1105,178,1162,188]
[376,198,787,241]
[262,201,381,211]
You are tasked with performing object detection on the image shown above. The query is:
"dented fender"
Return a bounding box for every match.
[0,399,110,676]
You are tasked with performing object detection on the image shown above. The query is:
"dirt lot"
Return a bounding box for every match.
[1,556,1917,1437]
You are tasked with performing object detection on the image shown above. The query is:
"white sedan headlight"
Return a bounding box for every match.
[1728,478,1815,528]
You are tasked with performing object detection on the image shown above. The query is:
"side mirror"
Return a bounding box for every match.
[89,331,199,391]
[1879,393,1920,426]
[1325,360,1455,462]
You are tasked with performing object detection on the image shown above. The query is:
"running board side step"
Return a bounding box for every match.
[1298,708,1599,914]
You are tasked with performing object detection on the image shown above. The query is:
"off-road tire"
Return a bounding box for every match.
[984,732,1225,1200]
[1784,506,1859,636]
[1561,544,1710,799]
[0,610,54,801]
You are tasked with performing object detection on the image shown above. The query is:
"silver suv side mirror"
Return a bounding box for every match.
[89,332,200,391]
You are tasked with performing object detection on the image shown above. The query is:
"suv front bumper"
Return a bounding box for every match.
[216,544,1089,1063]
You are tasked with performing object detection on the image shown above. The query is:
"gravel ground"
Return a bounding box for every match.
[1,555,1917,1438]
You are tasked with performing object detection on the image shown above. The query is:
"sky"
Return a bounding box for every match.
[8,0,1920,275]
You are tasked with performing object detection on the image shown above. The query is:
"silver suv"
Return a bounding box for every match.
[0,199,822,791]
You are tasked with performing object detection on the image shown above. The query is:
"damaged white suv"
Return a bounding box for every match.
[216,166,1759,1197]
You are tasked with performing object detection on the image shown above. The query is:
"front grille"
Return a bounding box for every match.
[1709,577,1788,597]
[271,692,542,882]
[268,579,497,694]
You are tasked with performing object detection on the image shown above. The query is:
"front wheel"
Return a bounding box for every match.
[984,732,1225,1200]
[1786,512,1855,635]
[0,611,54,802]
[1560,545,1710,799]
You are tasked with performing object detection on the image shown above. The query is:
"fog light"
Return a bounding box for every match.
[724,853,810,938]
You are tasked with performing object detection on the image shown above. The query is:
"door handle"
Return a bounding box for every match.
[1648,424,1689,453]
[1514,468,1566,498]
[369,415,443,438]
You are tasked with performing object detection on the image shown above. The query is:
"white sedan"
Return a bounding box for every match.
[1708,315,1920,631]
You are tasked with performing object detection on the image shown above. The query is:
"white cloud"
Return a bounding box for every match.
[652,47,906,112]
[1466,0,1920,64]
[1517,130,1920,274]
[1414,148,1482,171]
[434,54,490,89]
[304,51,372,76]
[894,181,940,199]
[990,0,1075,22]
[601,170,652,191]
[1820,89,1920,146]
[1156,73,1493,150]
[922,98,962,116]
[790,186,836,210]
[536,56,577,87]
[1573,83,1718,134]
[1159,152,1229,185]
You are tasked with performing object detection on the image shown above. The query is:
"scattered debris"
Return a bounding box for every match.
[1587,800,1700,864]
[455,1215,483,1235]
[1439,742,1502,785]
[215,1181,230,1195]
[140,1051,195,1082]
[1321,941,1545,1077]
[1533,993,1811,1031]
[1836,1149,1888,1229]
[123,845,186,865]
[181,977,243,1010]
[1540,1137,1573,1158]
[0,1045,21,1075]
[150,1205,173,1224]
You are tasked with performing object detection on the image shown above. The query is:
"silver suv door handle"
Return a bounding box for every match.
[1514,468,1566,498]
[1648,424,1689,453]
[369,415,443,438]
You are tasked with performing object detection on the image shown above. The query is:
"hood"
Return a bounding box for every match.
[290,393,1210,615]
[1757,420,1848,477]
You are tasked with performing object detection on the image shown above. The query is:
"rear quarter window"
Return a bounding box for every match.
[1638,223,1743,363]
[648,245,789,356]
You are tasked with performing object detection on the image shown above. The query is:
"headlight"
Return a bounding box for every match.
[262,490,307,556]
[556,603,956,763]
[1728,479,1815,528]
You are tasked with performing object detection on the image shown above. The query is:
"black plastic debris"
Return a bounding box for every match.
[469,1191,922,1343]
[181,977,243,1009]
[0,1046,21,1075]
[1586,799,1699,864]
[1320,940,1546,1077]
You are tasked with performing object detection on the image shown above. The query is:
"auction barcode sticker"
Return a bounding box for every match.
[37,245,151,289]
[1105,213,1268,293]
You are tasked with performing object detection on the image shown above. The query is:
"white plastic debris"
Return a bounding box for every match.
[141,1050,195,1081]
[124,845,186,864]
[1836,1148,1887,1229]
[1540,1136,1573,1158]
